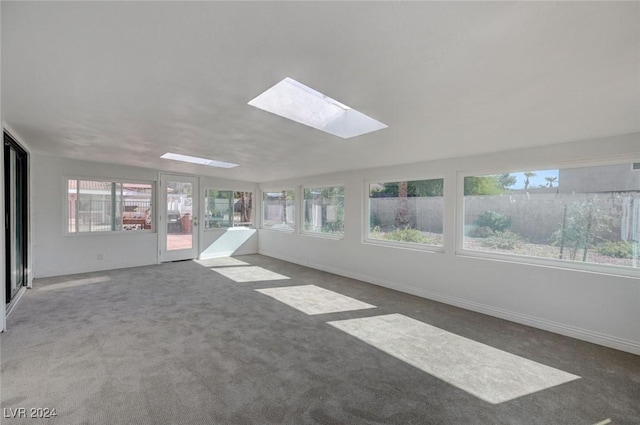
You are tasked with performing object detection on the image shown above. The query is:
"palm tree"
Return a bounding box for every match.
[280,189,294,225]
[523,171,537,190]
[395,181,409,228]
[545,176,558,188]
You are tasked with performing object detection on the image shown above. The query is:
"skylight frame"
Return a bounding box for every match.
[248,77,388,139]
[160,153,239,169]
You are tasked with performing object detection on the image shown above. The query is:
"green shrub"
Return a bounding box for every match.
[596,241,634,259]
[370,226,442,245]
[469,226,494,238]
[480,230,523,250]
[475,210,511,232]
[383,227,429,244]
[549,200,602,261]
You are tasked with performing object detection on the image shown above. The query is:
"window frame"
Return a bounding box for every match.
[300,183,345,240]
[202,188,255,231]
[363,176,446,252]
[261,188,296,233]
[456,159,640,278]
[64,176,155,236]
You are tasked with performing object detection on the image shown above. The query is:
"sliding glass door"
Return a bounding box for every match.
[4,132,28,304]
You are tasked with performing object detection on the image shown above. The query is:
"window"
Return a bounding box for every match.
[204,190,233,228]
[67,179,153,233]
[262,189,295,231]
[462,164,640,270]
[303,186,345,236]
[368,178,444,248]
[204,190,253,229]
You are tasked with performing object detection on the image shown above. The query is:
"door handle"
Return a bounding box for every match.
[193,216,198,227]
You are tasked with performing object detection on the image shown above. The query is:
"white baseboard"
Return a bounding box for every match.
[34,259,158,279]
[259,249,640,356]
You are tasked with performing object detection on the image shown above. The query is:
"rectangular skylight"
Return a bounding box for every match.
[160,153,238,168]
[248,77,387,139]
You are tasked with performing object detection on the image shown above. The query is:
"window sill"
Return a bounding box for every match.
[300,231,344,241]
[65,230,156,237]
[456,249,640,279]
[261,227,295,234]
[204,226,255,232]
[363,238,444,253]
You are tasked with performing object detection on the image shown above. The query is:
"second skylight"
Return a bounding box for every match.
[160,153,238,168]
[248,77,387,139]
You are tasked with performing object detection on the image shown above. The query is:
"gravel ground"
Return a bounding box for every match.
[464,237,636,268]
[371,229,636,268]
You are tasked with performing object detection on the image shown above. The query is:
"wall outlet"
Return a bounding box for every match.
[97,253,105,260]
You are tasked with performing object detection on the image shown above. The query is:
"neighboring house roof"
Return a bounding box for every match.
[68,179,152,196]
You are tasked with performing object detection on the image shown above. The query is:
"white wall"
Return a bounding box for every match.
[258,133,640,355]
[33,155,160,277]
[33,155,258,277]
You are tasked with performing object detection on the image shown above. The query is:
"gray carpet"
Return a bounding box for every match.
[1,254,638,425]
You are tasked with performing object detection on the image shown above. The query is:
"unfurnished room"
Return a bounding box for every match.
[1,1,639,424]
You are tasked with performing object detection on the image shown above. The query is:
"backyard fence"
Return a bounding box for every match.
[370,197,444,233]
[370,192,640,244]
[68,199,151,232]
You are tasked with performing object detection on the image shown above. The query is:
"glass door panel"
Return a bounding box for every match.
[160,174,199,262]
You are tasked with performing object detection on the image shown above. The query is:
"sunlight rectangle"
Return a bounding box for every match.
[195,257,250,267]
[328,314,580,404]
[211,266,290,283]
[39,276,112,291]
[256,285,376,315]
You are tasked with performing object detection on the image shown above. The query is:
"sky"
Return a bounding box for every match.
[509,169,559,189]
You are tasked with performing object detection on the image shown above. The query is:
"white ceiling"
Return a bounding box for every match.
[2,1,639,183]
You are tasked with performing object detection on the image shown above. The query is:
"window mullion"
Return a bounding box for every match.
[75,180,80,233]
[111,183,116,231]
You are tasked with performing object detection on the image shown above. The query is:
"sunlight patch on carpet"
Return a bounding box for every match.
[328,314,580,404]
[38,276,112,291]
[212,266,290,283]
[256,285,376,315]
[195,257,250,267]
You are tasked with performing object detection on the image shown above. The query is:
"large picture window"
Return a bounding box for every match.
[368,178,444,247]
[204,189,253,229]
[67,179,153,233]
[462,164,640,270]
[303,186,345,236]
[262,189,295,231]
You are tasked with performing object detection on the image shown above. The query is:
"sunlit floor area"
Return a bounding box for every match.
[1,255,638,425]
[256,285,376,315]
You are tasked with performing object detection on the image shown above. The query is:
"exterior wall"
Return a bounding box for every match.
[560,163,640,193]
[258,133,640,355]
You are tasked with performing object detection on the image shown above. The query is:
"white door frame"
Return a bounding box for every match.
[159,173,200,262]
